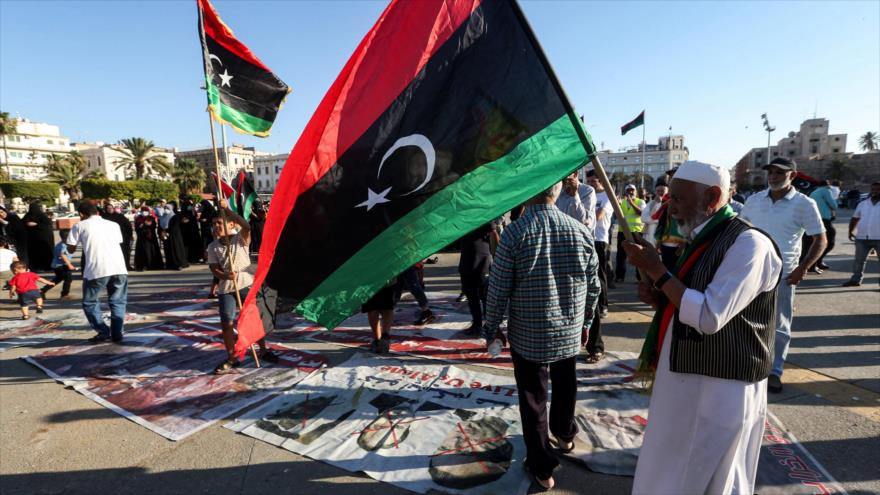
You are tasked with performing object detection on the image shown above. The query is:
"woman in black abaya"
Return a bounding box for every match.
[134,206,164,271]
[161,202,189,270]
[22,202,54,271]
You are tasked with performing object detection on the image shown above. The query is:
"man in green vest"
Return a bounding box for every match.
[615,184,646,283]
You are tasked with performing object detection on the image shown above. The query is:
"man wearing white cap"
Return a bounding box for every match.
[623,160,782,494]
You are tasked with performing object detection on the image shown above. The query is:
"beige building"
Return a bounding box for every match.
[254,153,287,193]
[74,142,176,181]
[176,144,260,185]
[735,117,848,188]
[0,118,72,181]
[591,135,688,186]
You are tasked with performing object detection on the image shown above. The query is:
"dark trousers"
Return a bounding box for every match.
[394,266,428,308]
[595,241,609,310]
[120,241,132,271]
[583,309,604,354]
[511,350,578,480]
[50,266,73,297]
[614,231,642,281]
[460,271,487,327]
[804,218,836,265]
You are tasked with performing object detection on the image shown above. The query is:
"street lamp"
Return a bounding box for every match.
[761,113,775,166]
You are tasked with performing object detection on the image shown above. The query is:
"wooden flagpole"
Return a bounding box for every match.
[208,110,260,368]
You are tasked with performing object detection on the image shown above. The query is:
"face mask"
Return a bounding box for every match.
[165,207,173,213]
[139,211,149,217]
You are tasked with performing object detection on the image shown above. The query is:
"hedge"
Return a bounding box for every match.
[0,182,60,206]
[81,179,178,203]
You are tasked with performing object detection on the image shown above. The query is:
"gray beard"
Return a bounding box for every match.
[677,212,710,238]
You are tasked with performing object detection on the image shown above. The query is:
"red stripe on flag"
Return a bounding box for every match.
[197,0,273,72]
[235,0,483,357]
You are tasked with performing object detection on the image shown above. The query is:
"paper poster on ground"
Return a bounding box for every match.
[227,354,531,495]
[24,321,326,441]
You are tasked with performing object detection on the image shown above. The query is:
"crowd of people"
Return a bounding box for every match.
[0,159,878,493]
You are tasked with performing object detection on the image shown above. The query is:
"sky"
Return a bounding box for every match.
[1,0,878,168]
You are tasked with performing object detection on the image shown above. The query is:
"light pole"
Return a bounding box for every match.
[761,113,775,166]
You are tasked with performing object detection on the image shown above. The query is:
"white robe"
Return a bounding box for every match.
[632,225,782,495]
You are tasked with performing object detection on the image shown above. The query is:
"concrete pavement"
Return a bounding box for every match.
[1,215,878,494]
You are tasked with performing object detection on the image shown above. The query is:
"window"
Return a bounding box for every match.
[275,166,280,173]
[47,139,54,144]
[234,158,238,165]
[674,154,681,160]
[7,135,21,142]
[811,145,818,153]
[834,137,840,141]
[772,152,778,157]
[788,150,795,156]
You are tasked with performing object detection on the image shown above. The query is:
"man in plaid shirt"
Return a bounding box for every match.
[482,181,601,490]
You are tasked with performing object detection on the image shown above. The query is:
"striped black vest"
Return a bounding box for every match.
[669,218,781,383]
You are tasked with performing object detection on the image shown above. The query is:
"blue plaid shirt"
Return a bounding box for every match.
[483,204,601,363]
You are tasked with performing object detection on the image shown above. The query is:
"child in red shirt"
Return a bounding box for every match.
[8,261,54,320]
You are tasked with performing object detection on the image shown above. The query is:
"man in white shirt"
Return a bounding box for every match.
[739,158,826,393]
[843,181,880,288]
[624,161,782,495]
[640,180,668,243]
[585,170,614,362]
[67,202,129,343]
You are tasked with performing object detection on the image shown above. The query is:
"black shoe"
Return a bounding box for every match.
[599,307,609,318]
[463,324,482,336]
[378,336,391,354]
[414,309,435,326]
[260,350,280,364]
[842,280,861,287]
[808,267,823,274]
[36,307,44,314]
[768,374,783,393]
[456,293,467,303]
[817,262,830,270]
[87,335,111,344]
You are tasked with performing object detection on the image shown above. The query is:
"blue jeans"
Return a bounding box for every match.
[849,239,880,284]
[82,274,128,340]
[397,266,428,308]
[772,274,795,377]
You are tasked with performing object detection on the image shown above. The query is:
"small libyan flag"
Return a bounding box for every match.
[197,0,290,137]
[234,0,597,357]
[231,169,257,219]
[621,110,645,136]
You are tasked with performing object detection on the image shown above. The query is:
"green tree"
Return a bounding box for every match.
[45,152,87,202]
[859,131,879,152]
[0,111,17,178]
[172,158,206,195]
[115,137,170,179]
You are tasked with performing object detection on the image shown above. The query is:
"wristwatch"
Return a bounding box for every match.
[652,271,673,291]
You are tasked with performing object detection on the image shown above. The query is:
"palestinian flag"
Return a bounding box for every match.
[234,0,597,357]
[197,0,290,137]
[210,171,234,200]
[231,169,258,219]
[621,110,645,136]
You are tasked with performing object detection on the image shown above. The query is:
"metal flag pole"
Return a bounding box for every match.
[640,122,647,191]
[208,110,260,368]
[507,0,649,281]
[221,122,229,183]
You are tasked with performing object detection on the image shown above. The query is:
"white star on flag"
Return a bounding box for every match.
[355,187,392,211]
[218,69,233,87]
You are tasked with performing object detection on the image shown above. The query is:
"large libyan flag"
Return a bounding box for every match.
[197,0,290,136]
[235,0,597,356]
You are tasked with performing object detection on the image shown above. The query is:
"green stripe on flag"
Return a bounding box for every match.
[207,83,274,136]
[297,113,592,328]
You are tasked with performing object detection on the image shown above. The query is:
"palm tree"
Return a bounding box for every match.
[150,155,175,178]
[173,158,206,194]
[46,152,87,202]
[115,137,169,179]
[859,131,879,152]
[0,111,18,178]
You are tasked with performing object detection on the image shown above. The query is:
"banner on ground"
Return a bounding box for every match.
[227,355,531,495]
[24,322,325,441]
